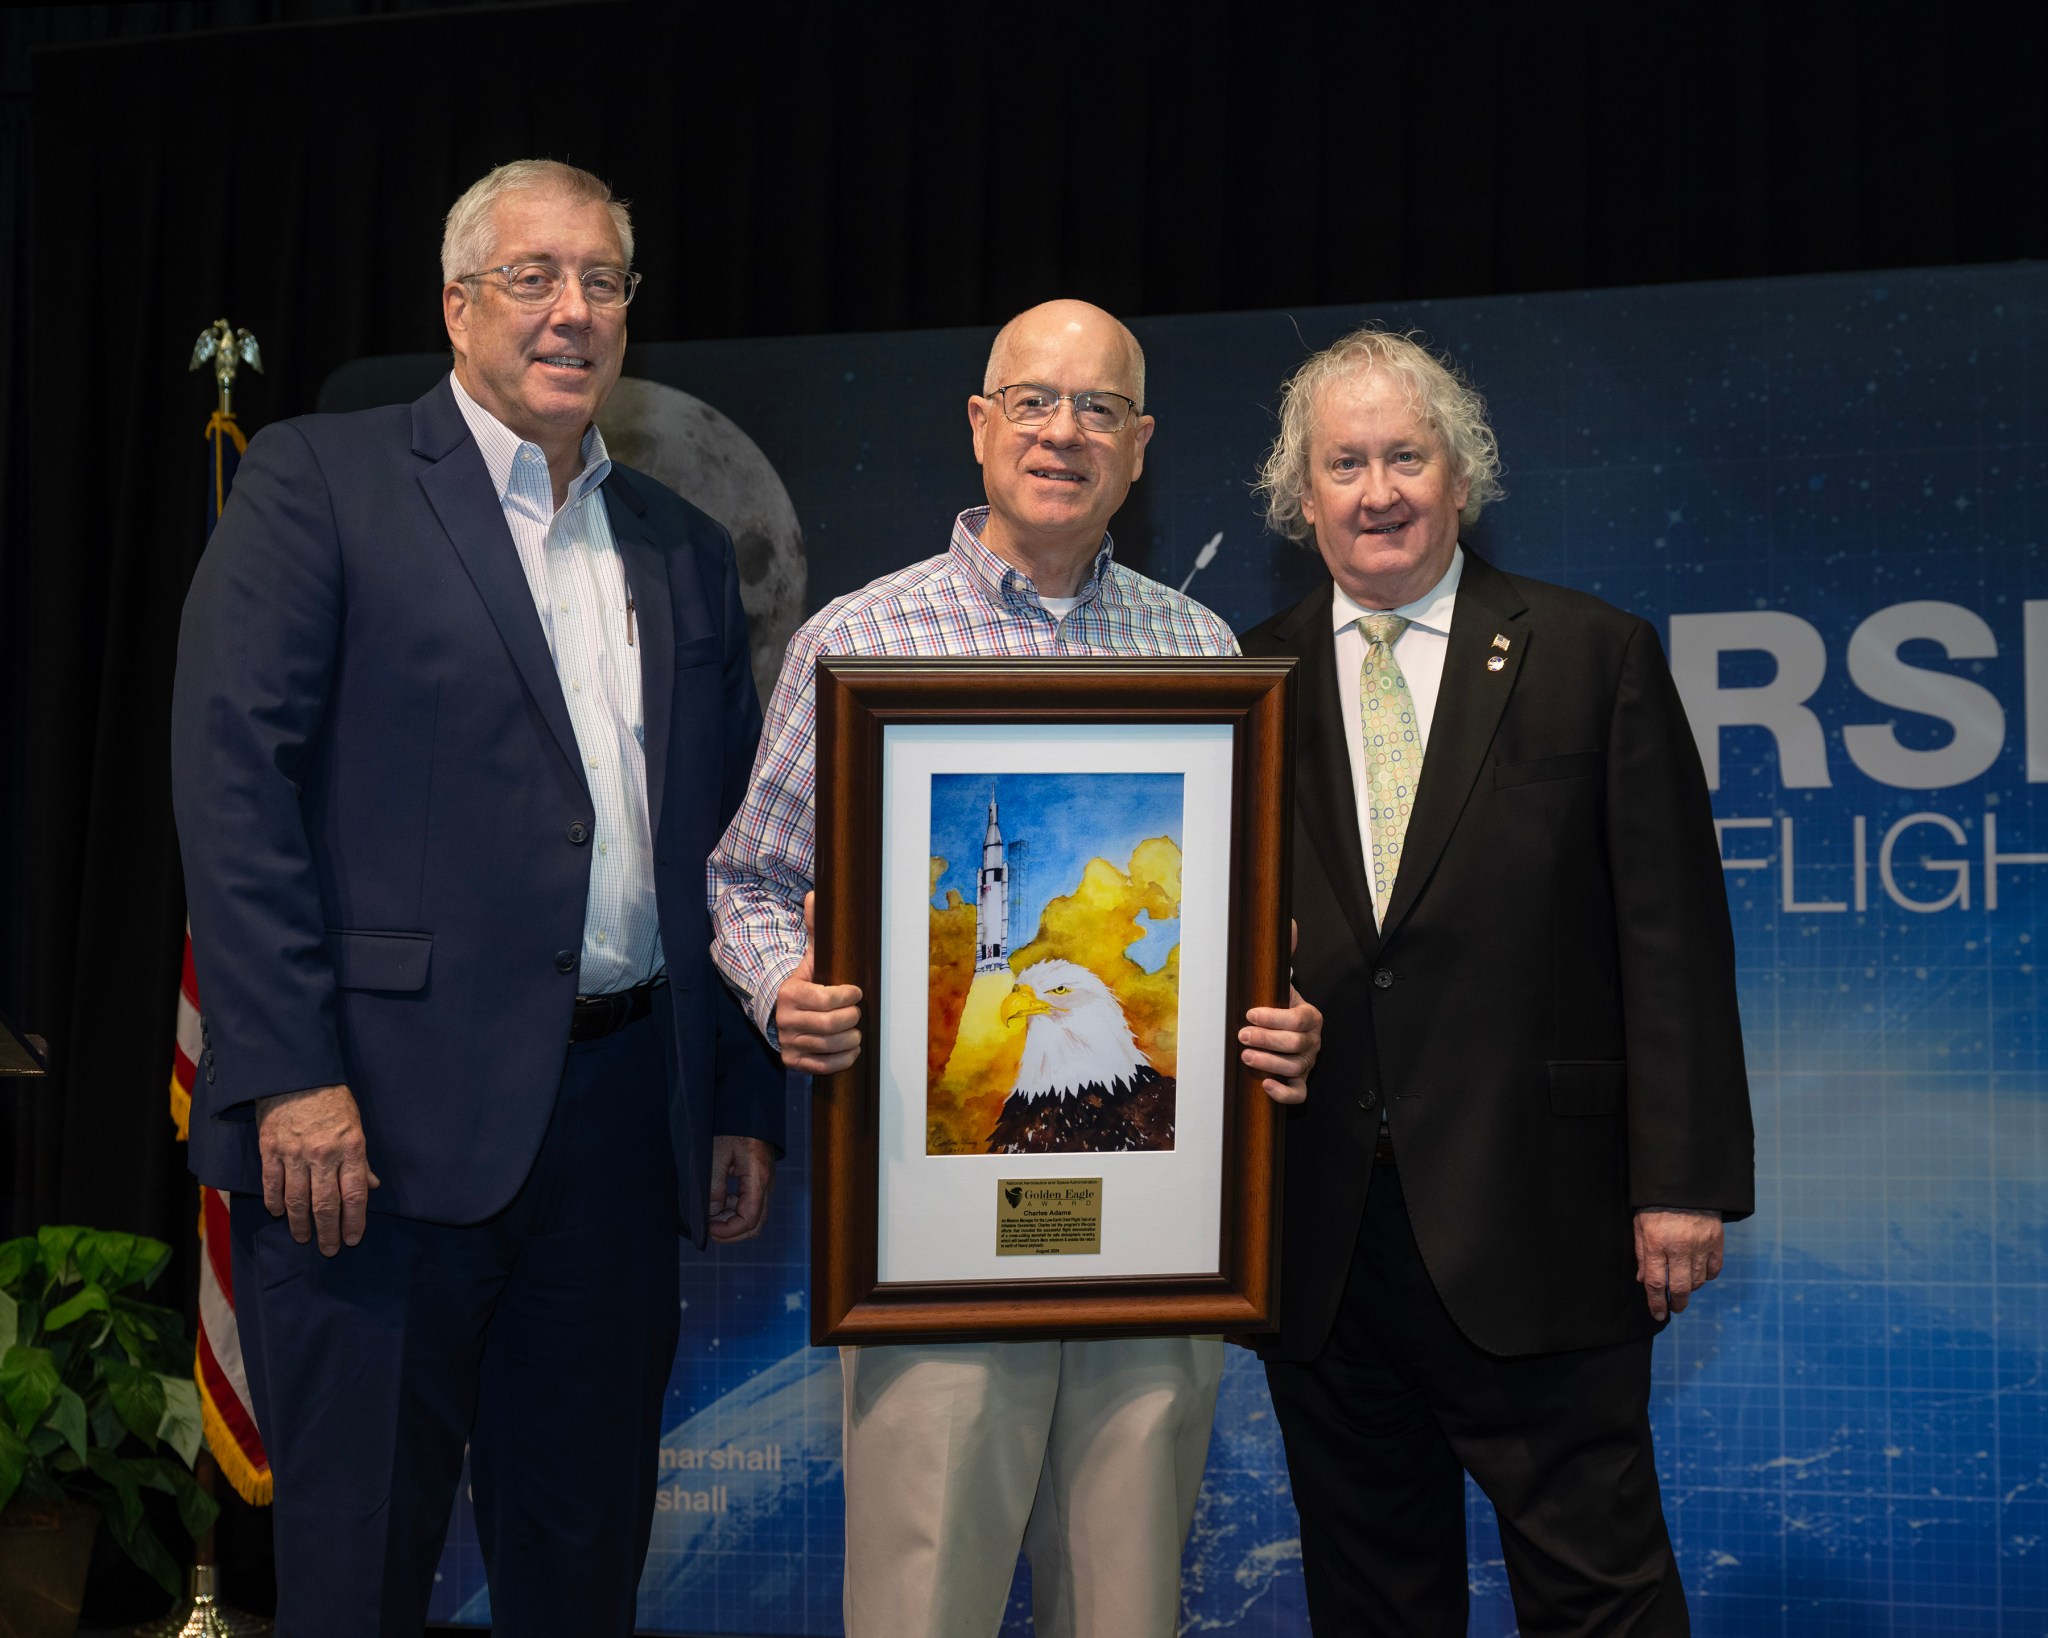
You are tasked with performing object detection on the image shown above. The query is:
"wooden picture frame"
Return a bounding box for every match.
[811,656,1296,1344]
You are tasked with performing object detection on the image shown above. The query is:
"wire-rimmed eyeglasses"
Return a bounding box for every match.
[989,383,1138,433]
[456,263,642,309]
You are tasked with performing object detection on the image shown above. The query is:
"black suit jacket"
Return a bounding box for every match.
[1244,551,1754,1361]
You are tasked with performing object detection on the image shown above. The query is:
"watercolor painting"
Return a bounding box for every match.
[925,772,1185,1156]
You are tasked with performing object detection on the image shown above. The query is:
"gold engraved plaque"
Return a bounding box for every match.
[996,1178,1103,1256]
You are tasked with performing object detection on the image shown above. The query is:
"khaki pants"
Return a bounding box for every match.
[840,1336,1224,1638]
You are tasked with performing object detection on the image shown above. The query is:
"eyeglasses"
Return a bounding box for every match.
[990,383,1138,433]
[457,263,642,309]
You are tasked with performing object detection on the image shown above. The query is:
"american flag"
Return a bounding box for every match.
[169,399,272,1505]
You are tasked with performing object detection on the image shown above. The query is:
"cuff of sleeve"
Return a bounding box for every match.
[753,949,803,1048]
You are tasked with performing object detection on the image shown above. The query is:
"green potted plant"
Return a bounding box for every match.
[0,1227,219,1634]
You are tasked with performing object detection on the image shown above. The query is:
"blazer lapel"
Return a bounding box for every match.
[603,471,674,844]
[1273,584,1381,961]
[413,386,585,780]
[1378,552,1530,942]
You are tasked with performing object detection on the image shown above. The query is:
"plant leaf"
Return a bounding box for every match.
[156,1374,202,1468]
[132,1236,173,1292]
[126,1502,185,1596]
[44,1281,111,1333]
[102,1356,166,1450]
[0,1288,15,1355]
[36,1225,85,1285]
[42,1332,72,1378]
[108,1295,188,1370]
[85,1449,143,1537]
[159,1456,220,1541]
[73,1229,122,1288]
[110,1293,183,1331]
[0,1418,26,1511]
[86,1448,183,1598]
[90,1391,127,1447]
[49,1384,88,1465]
[0,1343,60,1436]
[0,1236,37,1290]
[77,1232,170,1294]
[106,1311,150,1369]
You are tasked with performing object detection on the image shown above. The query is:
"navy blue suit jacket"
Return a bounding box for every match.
[172,378,783,1243]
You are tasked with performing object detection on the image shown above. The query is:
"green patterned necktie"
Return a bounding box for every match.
[1356,613,1418,923]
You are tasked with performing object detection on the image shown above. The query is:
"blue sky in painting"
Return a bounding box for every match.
[929,771,1185,973]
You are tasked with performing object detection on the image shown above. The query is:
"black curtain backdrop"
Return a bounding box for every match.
[5,0,2046,1268]
[0,0,559,1244]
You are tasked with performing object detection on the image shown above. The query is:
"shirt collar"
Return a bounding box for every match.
[1332,545,1464,636]
[448,369,611,507]
[949,506,1115,614]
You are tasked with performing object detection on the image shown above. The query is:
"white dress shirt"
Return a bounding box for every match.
[1332,547,1464,928]
[450,372,661,994]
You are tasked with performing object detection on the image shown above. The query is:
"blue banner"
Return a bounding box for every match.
[326,259,2046,1635]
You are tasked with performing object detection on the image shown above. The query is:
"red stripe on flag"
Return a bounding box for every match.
[202,1185,235,1304]
[196,1325,263,1460]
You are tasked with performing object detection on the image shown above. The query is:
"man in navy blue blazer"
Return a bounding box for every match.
[171,160,783,1637]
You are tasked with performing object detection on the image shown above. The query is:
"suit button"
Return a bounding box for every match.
[1373,968,1394,989]
[1359,1088,1379,1111]
[567,821,591,845]
[553,949,577,974]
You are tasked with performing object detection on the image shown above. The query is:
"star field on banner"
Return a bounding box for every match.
[172,322,271,1507]
[325,261,2047,1636]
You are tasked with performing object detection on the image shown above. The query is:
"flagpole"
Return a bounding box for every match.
[136,318,273,1638]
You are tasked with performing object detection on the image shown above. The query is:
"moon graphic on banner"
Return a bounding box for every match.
[598,377,806,706]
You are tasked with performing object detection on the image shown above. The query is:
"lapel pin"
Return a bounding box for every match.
[1491,633,1511,651]
[1486,654,1506,671]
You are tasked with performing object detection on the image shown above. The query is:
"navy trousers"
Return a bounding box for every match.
[1264,1152,1688,1637]
[230,1012,681,1638]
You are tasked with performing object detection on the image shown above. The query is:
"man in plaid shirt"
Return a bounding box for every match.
[709,300,1321,1638]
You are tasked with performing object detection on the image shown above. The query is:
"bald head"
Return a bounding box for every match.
[966,297,1157,596]
[984,300,1146,412]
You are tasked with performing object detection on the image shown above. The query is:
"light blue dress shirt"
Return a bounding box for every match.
[450,372,661,994]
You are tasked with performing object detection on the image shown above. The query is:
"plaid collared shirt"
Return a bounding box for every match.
[708,506,1238,1038]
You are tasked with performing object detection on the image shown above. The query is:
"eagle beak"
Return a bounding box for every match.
[1000,984,1053,1027]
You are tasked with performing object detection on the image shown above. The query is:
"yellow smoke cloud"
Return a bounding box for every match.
[926,857,975,1089]
[926,837,1182,1155]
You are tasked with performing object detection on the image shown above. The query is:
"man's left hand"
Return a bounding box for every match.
[708,1136,777,1243]
[1240,920,1321,1106]
[1633,1208,1725,1319]
[1240,988,1320,1105]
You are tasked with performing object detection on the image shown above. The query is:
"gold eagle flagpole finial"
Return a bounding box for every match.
[189,318,262,419]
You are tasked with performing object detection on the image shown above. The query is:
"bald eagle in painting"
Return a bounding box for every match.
[988,958,1175,1153]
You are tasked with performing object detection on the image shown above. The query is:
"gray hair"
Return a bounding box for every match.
[983,305,1148,414]
[440,160,634,283]
[1255,326,1504,541]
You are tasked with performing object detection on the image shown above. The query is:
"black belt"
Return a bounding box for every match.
[570,977,665,1043]
[1374,1124,1396,1165]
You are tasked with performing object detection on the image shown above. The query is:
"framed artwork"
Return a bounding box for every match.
[811,657,1296,1343]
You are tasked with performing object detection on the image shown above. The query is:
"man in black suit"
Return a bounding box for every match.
[1242,328,1754,1635]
